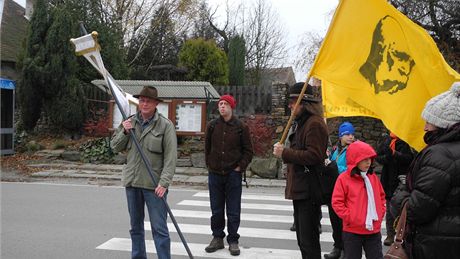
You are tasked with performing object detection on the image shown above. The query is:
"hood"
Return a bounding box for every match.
[345,141,377,174]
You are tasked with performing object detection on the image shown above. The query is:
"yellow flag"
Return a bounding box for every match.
[322,80,378,118]
[311,0,460,151]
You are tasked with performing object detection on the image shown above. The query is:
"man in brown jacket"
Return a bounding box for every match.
[273,82,329,259]
[204,94,253,256]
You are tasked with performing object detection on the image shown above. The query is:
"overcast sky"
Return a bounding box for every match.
[13,0,339,81]
[207,0,339,81]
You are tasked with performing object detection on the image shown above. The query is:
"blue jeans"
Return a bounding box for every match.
[208,170,242,244]
[126,187,170,259]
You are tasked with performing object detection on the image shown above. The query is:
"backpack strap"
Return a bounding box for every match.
[208,117,248,188]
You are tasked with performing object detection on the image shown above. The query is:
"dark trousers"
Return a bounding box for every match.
[327,202,343,249]
[342,231,383,259]
[293,199,322,259]
[208,170,242,244]
[385,199,396,237]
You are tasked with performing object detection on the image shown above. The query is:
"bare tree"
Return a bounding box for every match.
[243,0,287,86]
[390,0,460,70]
[293,31,324,75]
[100,0,198,65]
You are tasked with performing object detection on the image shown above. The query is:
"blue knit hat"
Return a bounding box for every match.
[338,122,355,137]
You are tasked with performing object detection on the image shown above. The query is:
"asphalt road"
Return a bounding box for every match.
[1,182,299,259]
[2,181,389,258]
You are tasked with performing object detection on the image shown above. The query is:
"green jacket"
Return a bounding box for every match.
[111,110,177,190]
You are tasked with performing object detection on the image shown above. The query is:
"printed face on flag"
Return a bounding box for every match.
[360,16,415,95]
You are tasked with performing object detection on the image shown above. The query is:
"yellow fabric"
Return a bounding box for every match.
[311,0,460,151]
[322,81,378,118]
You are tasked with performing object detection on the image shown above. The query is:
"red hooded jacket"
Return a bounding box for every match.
[332,141,386,234]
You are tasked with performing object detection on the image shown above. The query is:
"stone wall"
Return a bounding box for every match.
[177,82,389,178]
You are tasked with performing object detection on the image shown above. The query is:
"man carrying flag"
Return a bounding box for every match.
[111,86,177,259]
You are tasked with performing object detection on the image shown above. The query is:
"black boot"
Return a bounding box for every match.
[290,222,296,231]
[324,247,342,259]
[228,243,240,256]
[205,237,224,253]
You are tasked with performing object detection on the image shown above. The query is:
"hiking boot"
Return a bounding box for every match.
[384,234,394,246]
[205,237,224,253]
[290,222,296,231]
[229,243,240,256]
[324,247,342,259]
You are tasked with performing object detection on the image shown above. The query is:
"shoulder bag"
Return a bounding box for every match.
[384,201,409,259]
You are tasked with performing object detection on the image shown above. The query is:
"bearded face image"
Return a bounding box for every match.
[360,16,415,94]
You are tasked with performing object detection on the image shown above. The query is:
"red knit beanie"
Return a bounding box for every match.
[219,95,236,109]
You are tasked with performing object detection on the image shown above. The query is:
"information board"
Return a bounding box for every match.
[157,102,170,118]
[175,102,202,132]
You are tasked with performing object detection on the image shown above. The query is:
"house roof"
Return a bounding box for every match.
[260,67,297,86]
[1,0,28,62]
[91,80,220,100]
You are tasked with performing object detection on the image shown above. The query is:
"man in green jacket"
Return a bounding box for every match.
[111,86,177,259]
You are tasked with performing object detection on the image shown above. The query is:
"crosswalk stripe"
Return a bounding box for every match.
[142,223,335,242]
[96,191,387,258]
[96,238,369,259]
[172,209,293,223]
[194,192,288,202]
[171,209,373,228]
[97,238,304,258]
[178,200,329,212]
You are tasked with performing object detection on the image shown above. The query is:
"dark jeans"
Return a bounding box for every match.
[342,231,383,259]
[386,199,395,236]
[327,202,343,249]
[293,199,322,259]
[208,170,242,244]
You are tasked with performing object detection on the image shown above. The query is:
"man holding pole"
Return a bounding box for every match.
[273,82,329,259]
[111,86,177,259]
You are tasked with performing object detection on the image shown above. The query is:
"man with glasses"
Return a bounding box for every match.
[111,86,177,259]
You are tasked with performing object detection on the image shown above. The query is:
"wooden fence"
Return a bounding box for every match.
[81,83,111,113]
[213,85,272,115]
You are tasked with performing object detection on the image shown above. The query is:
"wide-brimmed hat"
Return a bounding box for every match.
[133,86,163,102]
[289,82,321,103]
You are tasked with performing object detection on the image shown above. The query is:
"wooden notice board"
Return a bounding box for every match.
[173,100,206,136]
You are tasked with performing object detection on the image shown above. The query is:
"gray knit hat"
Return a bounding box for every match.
[421,82,460,129]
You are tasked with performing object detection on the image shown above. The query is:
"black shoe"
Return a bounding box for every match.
[229,243,240,256]
[383,234,394,246]
[290,223,296,231]
[324,247,342,259]
[205,237,224,253]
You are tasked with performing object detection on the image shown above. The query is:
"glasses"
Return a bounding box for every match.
[139,98,155,104]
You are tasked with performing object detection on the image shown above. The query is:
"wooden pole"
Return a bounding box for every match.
[279,76,312,145]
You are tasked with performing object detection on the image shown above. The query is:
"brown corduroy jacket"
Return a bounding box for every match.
[282,112,328,201]
[205,116,253,174]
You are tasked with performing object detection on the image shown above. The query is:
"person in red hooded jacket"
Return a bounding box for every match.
[332,141,386,259]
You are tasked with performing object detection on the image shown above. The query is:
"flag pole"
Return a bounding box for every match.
[278,0,345,144]
[279,73,313,145]
[72,23,194,259]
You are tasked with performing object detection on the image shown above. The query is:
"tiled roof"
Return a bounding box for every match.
[1,0,28,62]
[91,80,220,99]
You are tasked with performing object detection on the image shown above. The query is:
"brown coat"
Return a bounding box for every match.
[282,113,328,201]
[205,116,253,174]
